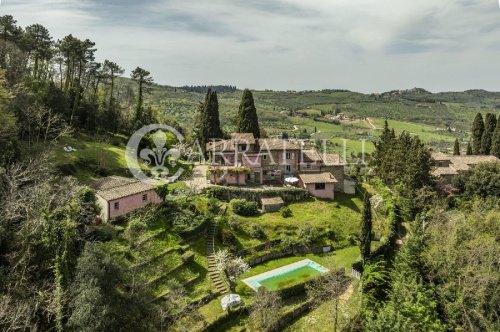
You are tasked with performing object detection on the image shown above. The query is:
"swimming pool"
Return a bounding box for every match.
[242,259,329,291]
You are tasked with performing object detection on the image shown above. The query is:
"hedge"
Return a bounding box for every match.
[205,186,309,203]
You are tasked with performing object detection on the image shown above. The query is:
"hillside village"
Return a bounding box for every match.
[0,10,499,332]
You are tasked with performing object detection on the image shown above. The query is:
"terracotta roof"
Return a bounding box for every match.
[257,139,302,150]
[322,153,344,166]
[91,176,155,201]
[432,167,458,176]
[206,139,236,152]
[431,155,499,177]
[431,152,450,161]
[230,133,256,144]
[302,149,322,162]
[261,196,285,205]
[299,172,338,184]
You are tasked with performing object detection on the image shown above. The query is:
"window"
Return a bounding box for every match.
[315,183,326,190]
[114,202,120,210]
[286,165,292,172]
[142,194,148,202]
[238,144,247,152]
[263,170,268,176]
[306,163,311,169]
[286,152,293,160]
[262,154,267,160]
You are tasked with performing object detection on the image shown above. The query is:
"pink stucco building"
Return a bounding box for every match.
[206,133,347,199]
[298,172,338,200]
[91,176,161,221]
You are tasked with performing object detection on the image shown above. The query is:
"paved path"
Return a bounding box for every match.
[185,164,210,193]
[206,222,229,294]
[366,117,377,130]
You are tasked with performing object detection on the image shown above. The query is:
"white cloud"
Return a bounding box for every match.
[2,0,500,92]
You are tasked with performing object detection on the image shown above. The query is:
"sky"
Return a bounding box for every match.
[1,0,500,92]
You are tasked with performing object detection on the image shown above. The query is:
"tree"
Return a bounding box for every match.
[480,113,496,155]
[306,269,350,332]
[195,88,223,153]
[466,141,473,155]
[24,24,53,80]
[471,113,484,154]
[214,249,249,292]
[131,67,154,126]
[462,161,500,198]
[67,243,155,331]
[249,287,282,331]
[360,194,373,264]
[491,115,500,158]
[237,89,260,138]
[453,138,460,155]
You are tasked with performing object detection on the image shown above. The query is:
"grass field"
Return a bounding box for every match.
[230,194,363,249]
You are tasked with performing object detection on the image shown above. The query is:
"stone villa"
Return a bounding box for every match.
[206,133,347,199]
[431,152,499,183]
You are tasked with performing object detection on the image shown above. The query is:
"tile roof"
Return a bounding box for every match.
[432,167,458,176]
[431,154,499,177]
[302,149,322,162]
[299,172,338,184]
[322,153,344,166]
[261,196,285,205]
[431,152,450,161]
[230,133,256,144]
[91,176,155,201]
[257,138,302,150]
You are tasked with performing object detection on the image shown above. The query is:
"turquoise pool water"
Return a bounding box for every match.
[242,259,329,291]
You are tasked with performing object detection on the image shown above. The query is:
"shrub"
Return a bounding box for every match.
[280,206,293,218]
[228,216,241,231]
[249,224,266,239]
[297,225,319,246]
[231,199,259,216]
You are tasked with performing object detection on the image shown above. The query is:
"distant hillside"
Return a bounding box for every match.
[121,80,499,134]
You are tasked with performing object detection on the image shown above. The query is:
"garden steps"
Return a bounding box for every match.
[205,222,229,294]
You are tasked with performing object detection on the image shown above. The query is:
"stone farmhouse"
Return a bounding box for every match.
[431,152,499,183]
[91,176,161,221]
[206,133,347,199]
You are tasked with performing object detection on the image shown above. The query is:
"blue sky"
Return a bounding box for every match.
[1,0,500,92]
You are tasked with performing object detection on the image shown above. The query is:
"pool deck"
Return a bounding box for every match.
[242,259,328,291]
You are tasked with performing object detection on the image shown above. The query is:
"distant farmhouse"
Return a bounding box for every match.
[91,176,161,221]
[431,152,499,183]
[206,133,350,200]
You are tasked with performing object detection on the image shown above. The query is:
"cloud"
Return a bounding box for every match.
[1,0,500,92]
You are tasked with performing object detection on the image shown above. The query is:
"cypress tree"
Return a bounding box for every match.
[466,142,473,155]
[203,89,223,139]
[481,113,496,155]
[453,138,460,155]
[359,194,372,264]
[471,113,484,154]
[491,116,500,158]
[196,88,222,154]
[237,89,260,138]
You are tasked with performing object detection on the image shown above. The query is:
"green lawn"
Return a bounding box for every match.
[50,133,129,181]
[372,118,457,143]
[231,194,363,249]
[330,137,375,155]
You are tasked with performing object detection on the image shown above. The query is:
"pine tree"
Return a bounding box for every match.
[491,115,500,158]
[466,142,473,155]
[360,194,372,264]
[471,113,484,154]
[480,113,496,155]
[453,138,460,155]
[237,89,260,138]
[131,67,153,126]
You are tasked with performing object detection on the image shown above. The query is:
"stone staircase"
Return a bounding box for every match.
[206,222,229,294]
